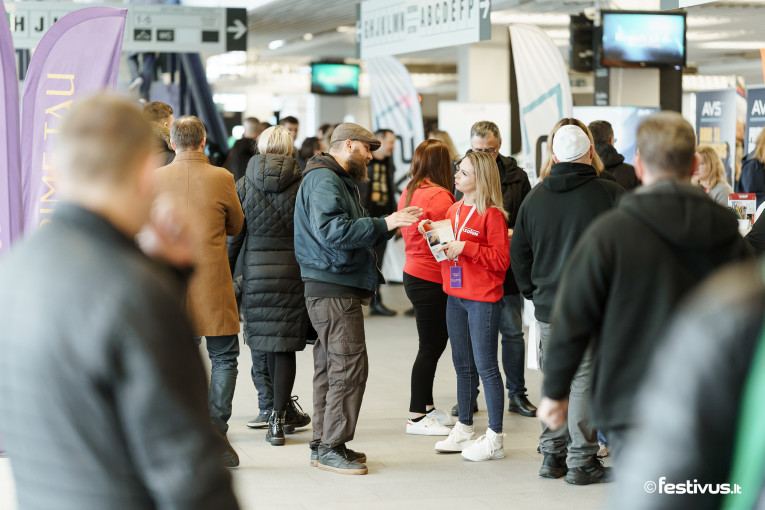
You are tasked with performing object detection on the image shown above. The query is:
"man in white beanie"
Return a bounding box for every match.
[511,120,625,485]
[537,112,751,483]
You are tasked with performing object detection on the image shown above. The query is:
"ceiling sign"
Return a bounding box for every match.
[6,2,247,52]
[356,0,491,59]
[660,0,715,9]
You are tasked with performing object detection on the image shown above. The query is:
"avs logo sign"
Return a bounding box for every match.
[701,101,722,117]
[751,100,765,117]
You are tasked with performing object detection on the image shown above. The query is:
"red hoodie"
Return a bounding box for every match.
[399,182,456,283]
[440,201,510,303]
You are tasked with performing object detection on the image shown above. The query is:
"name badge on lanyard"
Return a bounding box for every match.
[450,202,476,289]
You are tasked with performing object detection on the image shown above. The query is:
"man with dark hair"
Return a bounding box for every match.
[294,123,421,475]
[279,115,299,143]
[157,115,245,467]
[0,95,239,510]
[359,128,398,316]
[588,120,641,191]
[538,112,751,464]
[223,116,261,182]
[142,101,174,127]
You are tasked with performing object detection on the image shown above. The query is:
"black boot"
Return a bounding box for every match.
[369,292,396,317]
[266,410,286,446]
[284,395,311,434]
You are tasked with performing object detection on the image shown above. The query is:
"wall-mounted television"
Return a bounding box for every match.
[601,10,686,68]
[311,63,360,96]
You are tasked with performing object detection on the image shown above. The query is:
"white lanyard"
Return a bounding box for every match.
[454,202,476,242]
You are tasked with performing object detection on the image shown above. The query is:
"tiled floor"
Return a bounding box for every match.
[0,284,609,509]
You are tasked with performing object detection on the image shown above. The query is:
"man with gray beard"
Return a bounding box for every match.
[293,123,422,475]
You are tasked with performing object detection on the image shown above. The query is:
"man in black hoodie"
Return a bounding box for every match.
[511,121,624,485]
[589,120,641,191]
[538,112,751,468]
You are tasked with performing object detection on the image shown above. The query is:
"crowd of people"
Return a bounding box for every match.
[1,92,763,508]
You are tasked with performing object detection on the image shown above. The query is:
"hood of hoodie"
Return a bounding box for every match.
[246,153,302,193]
[595,144,626,169]
[303,152,351,178]
[620,179,740,250]
[543,162,599,192]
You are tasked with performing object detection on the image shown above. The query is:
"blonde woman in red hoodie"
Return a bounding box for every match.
[418,151,510,462]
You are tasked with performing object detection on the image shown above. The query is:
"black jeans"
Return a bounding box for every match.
[199,335,239,435]
[403,272,449,413]
[250,349,273,412]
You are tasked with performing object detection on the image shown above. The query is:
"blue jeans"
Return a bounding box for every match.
[499,293,527,396]
[250,348,273,412]
[204,335,240,435]
[447,296,504,433]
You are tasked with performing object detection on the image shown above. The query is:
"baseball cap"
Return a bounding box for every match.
[330,123,381,152]
[552,125,592,163]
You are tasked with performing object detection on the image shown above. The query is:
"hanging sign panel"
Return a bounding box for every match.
[356,0,491,59]
[7,2,247,52]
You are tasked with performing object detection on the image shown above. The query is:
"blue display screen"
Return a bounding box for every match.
[601,12,685,67]
[311,63,360,95]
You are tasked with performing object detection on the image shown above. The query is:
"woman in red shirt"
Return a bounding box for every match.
[419,151,510,462]
[399,140,456,436]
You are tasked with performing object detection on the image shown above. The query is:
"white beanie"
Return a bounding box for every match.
[552,125,591,163]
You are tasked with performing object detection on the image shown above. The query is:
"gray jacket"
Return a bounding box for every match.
[0,204,238,510]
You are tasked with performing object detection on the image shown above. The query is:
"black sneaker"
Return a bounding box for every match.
[508,393,537,417]
[317,445,368,475]
[284,395,311,433]
[215,431,240,468]
[564,456,613,485]
[310,445,366,467]
[246,409,271,429]
[539,453,567,479]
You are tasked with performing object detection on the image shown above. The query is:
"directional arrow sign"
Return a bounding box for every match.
[357,0,492,59]
[7,2,247,52]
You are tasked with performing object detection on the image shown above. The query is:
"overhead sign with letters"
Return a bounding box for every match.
[745,85,765,155]
[356,0,491,59]
[6,2,247,52]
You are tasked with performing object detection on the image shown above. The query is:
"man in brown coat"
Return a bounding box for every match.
[155,116,245,466]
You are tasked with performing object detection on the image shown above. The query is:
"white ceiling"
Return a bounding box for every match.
[231,0,765,86]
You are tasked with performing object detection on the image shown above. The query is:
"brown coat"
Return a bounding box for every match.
[155,151,244,336]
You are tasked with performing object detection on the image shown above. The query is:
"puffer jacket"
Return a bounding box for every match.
[293,153,393,293]
[227,153,307,352]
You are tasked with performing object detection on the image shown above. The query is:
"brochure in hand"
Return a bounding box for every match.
[423,223,455,262]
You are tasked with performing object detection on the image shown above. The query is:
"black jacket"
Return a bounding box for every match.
[0,204,238,510]
[510,162,625,322]
[736,152,765,207]
[223,137,257,183]
[359,155,397,216]
[227,154,308,352]
[542,180,752,430]
[294,153,393,294]
[746,211,765,255]
[595,143,641,191]
[609,260,763,510]
[456,152,531,295]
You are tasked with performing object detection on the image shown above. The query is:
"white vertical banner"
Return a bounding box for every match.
[366,55,425,283]
[509,24,573,185]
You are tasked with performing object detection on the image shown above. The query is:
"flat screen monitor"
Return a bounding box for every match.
[601,10,686,68]
[311,63,360,96]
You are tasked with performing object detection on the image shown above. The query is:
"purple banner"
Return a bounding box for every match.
[20,7,126,233]
[0,0,22,256]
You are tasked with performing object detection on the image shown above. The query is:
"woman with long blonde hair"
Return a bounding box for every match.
[694,144,733,206]
[417,151,510,462]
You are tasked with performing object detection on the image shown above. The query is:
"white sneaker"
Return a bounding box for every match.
[435,422,475,452]
[407,415,452,436]
[461,428,505,461]
[427,407,452,426]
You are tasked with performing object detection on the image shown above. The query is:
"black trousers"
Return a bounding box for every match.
[403,272,449,413]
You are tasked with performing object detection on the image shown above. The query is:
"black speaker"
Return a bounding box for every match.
[570,14,594,73]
